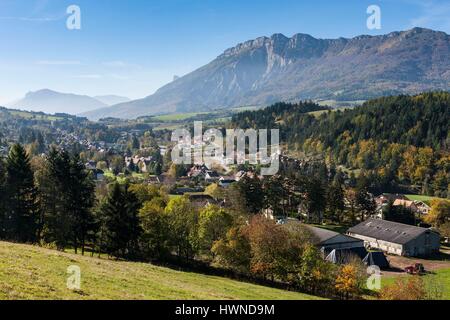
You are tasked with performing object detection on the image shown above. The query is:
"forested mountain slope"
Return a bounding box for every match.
[232,92,450,196]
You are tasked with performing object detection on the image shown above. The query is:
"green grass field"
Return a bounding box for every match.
[380,269,450,299]
[9,110,62,121]
[405,194,448,205]
[0,241,321,300]
[151,112,210,122]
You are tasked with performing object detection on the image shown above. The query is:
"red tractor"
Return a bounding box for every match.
[404,263,425,275]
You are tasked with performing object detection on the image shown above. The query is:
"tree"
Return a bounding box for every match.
[355,185,376,221]
[380,277,426,300]
[345,189,358,224]
[0,158,6,239]
[326,179,345,223]
[205,183,224,200]
[263,175,287,217]
[198,205,233,254]
[99,183,142,259]
[139,199,170,260]
[242,216,288,281]
[131,135,140,150]
[128,184,163,205]
[3,144,38,243]
[36,148,96,253]
[383,201,416,225]
[305,177,326,223]
[236,175,264,214]
[164,196,198,262]
[335,264,364,300]
[438,222,450,238]
[298,244,334,295]
[425,199,450,228]
[69,154,96,255]
[211,224,251,274]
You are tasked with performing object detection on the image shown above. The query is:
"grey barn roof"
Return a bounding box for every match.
[284,219,362,246]
[347,219,436,245]
[304,225,341,243]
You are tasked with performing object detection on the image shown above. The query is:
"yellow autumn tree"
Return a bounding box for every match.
[425,199,450,228]
[335,264,361,300]
[380,276,426,300]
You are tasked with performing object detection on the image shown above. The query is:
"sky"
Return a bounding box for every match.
[0,0,449,105]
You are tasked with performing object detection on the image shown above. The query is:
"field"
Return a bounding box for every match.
[405,194,448,205]
[0,241,321,300]
[150,112,209,122]
[380,269,450,299]
[8,110,62,121]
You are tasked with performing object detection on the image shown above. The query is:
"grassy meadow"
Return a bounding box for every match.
[0,241,321,300]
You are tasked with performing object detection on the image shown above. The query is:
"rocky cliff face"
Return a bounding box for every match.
[83,28,450,120]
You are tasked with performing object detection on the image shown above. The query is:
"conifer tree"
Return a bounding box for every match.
[4,144,38,243]
[100,183,142,259]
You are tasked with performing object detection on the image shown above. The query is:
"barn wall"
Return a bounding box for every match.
[347,231,441,257]
[403,231,440,257]
[346,234,403,255]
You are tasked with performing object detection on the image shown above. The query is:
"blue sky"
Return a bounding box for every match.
[0,0,449,104]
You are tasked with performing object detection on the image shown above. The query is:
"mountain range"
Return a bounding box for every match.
[8,90,129,115]
[82,27,450,120]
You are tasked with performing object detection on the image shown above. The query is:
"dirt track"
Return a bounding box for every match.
[381,249,450,277]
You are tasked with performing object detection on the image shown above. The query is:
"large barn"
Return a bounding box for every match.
[283,220,365,252]
[347,219,440,257]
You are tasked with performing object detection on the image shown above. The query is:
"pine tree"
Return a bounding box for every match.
[326,179,345,223]
[0,158,6,239]
[39,148,73,249]
[99,183,142,259]
[237,175,264,214]
[305,177,326,224]
[4,144,38,243]
[68,153,96,255]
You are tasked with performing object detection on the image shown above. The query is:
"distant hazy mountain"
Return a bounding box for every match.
[10,89,108,115]
[94,95,130,106]
[83,27,450,120]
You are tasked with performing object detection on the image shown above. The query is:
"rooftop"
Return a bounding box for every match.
[347,218,437,245]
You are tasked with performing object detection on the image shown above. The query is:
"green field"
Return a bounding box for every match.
[405,194,448,205]
[0,241,321,300]
[9,110,62,121]
[380,269,450,299]
[151,112,210,122]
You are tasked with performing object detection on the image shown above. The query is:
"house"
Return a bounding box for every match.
[414,201,431,215]
[188,194,218,208]
[205,170,220,182]
[347,218,440,257]
[234,170,256,181]
[125,156,153,173]
[393,199,419,212]
[285,219,365,253]
[219,176,236,188]
[188,165,208,178]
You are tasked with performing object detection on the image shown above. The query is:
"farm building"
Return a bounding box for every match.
[306,226,365,252]
[347,219,440,257]
[283,220,365,252]
[325,247,368,264]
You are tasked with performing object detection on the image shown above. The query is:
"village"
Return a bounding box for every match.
[80,145,449,281]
